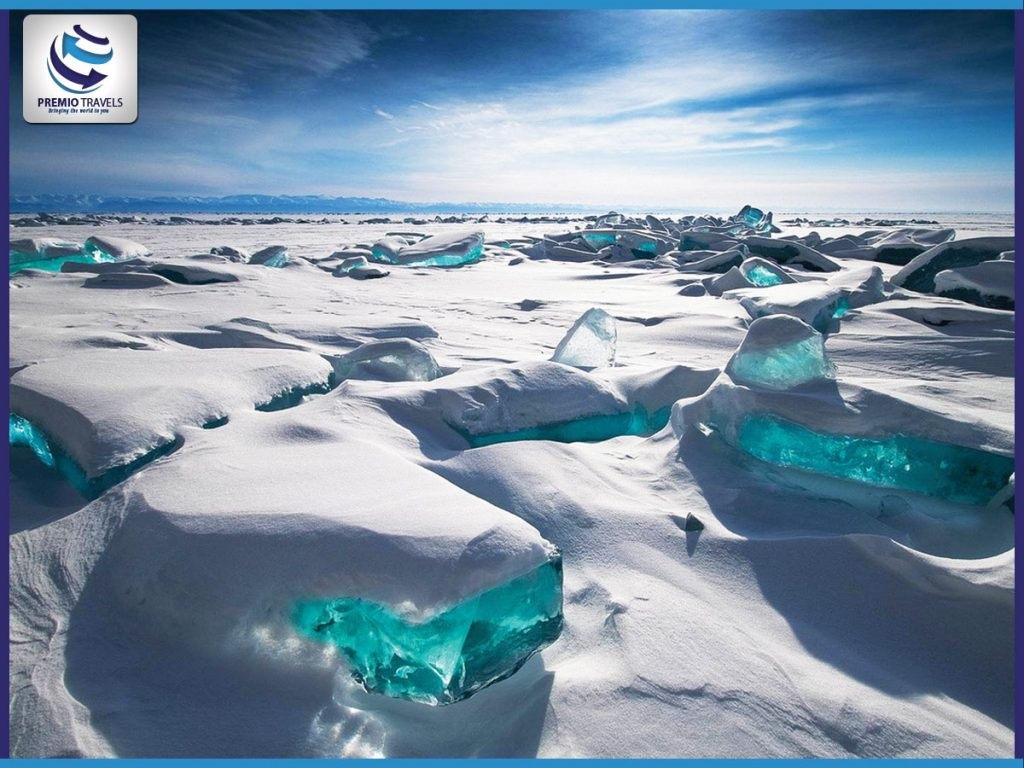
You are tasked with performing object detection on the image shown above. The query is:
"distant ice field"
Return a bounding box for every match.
[8,210,1014,259]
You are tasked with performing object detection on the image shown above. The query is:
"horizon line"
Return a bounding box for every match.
[8,193,1016,216]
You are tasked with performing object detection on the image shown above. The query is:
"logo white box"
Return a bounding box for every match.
[23,14,138,124]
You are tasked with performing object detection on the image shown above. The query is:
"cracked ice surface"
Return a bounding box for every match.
[7,210,1015,759]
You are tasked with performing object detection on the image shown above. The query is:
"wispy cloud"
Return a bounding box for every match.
[352,57,878,175]
[141,11,382,93]
[9,10,1014,210]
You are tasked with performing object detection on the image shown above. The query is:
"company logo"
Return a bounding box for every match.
[47,23,113,94]
[24,15,137,124]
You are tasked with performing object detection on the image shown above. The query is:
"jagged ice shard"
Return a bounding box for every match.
[738,205,767,229]
[726,315,835,391]
[737,414,1014,506]
[250,245,290,268]
[294,552,563,705]
[10,413,55,466]
[740,258,790,287]
[551,307,616,369]
[732,205,776,233]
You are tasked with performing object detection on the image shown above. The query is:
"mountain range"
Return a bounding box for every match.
[9,194,603,215]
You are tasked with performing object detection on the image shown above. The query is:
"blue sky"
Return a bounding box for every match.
[9,10,1016,211]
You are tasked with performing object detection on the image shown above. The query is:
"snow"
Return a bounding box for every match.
[84,234,152,260]
[705,266,756,295]
[731,281,851,334]
[744,235,840,272]
[827,264,886,309]
[813,227,957,265]
[210,245,251,262]
[676,246,746,273]
[147,260,242,285]
[8,209,1015,758]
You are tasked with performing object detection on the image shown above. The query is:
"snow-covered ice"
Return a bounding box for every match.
[7,207,1015,758]
[933,260,1015,310]
[84,234,153,261]
[892,236,1015,295]
[334,255,390,280]
[371,230,485,267]
[330,339,442,382]
[10,347,333,494]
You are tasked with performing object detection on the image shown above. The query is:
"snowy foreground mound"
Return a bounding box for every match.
[8,208,1015,757]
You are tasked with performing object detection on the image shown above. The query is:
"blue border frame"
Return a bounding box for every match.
[2,763,1024,767]
[0,761,1019,766]
[2,7,10,761]
[1014,8,1022,762]
[3,1,1024,6]
[0,0,1020,7]
[2,2,1020,764]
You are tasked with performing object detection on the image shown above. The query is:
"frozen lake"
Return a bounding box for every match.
[8,209,1015,758]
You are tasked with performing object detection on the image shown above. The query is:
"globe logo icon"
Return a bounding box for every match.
[47,24,113,94]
